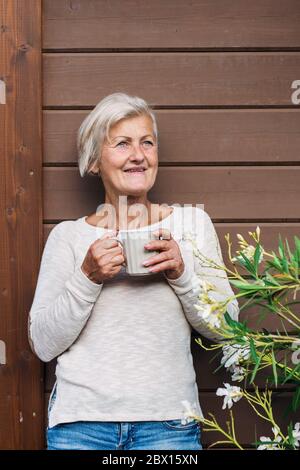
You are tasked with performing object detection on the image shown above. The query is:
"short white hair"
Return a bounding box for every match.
[77,92,158,177]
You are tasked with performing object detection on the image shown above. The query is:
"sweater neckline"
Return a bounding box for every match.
[78,205,176,232]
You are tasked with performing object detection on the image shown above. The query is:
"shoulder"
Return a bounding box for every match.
[46,220,78,245]
[169,205,212,244]
[45,218,97,258]
[38,221,79,266]
[179,205,219,246]
[178,205,213,228]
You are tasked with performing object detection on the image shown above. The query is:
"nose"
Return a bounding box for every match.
[128,142,146,162]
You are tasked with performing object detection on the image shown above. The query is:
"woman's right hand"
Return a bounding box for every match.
[81,231,125,284]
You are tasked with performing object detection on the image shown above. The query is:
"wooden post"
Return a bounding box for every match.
[0,0,44,449]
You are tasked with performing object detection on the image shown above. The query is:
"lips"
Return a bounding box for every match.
[124,168,146,173]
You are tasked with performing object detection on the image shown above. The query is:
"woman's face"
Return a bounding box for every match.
[98,114,158,198]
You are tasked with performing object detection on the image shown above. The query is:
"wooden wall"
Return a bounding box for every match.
[0,0,44,449]
[41,0,300,449]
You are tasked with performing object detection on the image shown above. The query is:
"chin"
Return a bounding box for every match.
[124,184,151,193]
[125,189,147,197]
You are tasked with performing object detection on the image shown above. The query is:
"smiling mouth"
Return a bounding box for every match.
[123,169,147,174]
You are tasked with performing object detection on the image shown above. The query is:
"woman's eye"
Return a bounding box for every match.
[116,140,153,148]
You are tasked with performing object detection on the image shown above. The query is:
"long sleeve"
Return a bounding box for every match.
[28,221,103,362]
[165,208,239,341]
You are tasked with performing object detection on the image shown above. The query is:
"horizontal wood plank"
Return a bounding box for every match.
[43,0,300,49]
[43,167,300,220]
[43,52,300,106]
[43,109,300,164]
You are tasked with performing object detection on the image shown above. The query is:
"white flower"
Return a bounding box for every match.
[221,343,251,369]
[232,245,263,264]
[272,425,282,440]
[207,314,222,329]
[257,437,281,450]
[216,383,243,410]
[194,291,227,330]
[257,426,282,450]
[229,365,246,382]
[198,279,216,293]
[180,400,198,425]
[292,422,300,447]
[195,302,222,328]
[191,276,203,294]
[190,275,217,295]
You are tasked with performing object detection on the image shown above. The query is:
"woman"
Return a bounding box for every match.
[28,92,239,450]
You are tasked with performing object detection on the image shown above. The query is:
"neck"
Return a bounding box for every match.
[100,194,154,230]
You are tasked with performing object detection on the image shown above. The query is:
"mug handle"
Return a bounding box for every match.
[109,236,127,267]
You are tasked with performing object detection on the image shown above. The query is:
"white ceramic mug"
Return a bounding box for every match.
[110,230,161,276]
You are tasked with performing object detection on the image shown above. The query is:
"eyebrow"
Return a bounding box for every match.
[112,134,154,141]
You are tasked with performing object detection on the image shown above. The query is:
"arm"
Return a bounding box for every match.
[28,222,103,362]
[165,208,239,341]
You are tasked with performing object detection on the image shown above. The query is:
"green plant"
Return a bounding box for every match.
[183,228,300,450]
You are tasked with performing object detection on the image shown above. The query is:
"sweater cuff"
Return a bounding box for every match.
[164,264,194,295]
[65,265,103,303]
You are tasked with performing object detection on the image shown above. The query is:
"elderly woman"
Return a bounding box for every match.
[28,92,239,451]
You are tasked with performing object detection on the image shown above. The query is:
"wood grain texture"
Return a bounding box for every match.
[43,52,300,107]
[43,0,300,49]
[0,0,44,450]
[43,109,300,164]
[43,167,300,220]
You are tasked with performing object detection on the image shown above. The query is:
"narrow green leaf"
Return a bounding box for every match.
[271,348,278,387]
[253,243,262,276]
[282,362,300,384]
[266,252,282,271]
[250,354,262,384]
[278,234,285,258]
[249,338,258,364]
[237,250,257,276]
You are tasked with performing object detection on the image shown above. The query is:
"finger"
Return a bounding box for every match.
[152,228,172,240]
[147,260,176,273]
[103,246,123,256]
[92,244,122,259]
[99,230,118,240]
[142,252,171,267]
[144,239,170,251]
[109,254,125,267]
[93,232,119,248]
[101,252,124,267]
[100,238,122,249]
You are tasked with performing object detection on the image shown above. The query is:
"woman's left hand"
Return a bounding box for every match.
[143,228,185,280]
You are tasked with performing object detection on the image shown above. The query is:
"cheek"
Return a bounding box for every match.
[150,148,158,160]
[148,154,158,170]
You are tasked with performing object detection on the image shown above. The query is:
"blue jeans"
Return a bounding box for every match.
[47,389,202,450]
[47,420,202,451]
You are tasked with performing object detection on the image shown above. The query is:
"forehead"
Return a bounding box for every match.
[108,114,154,138]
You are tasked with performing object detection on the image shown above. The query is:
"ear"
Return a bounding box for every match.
[89,161,100,175]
